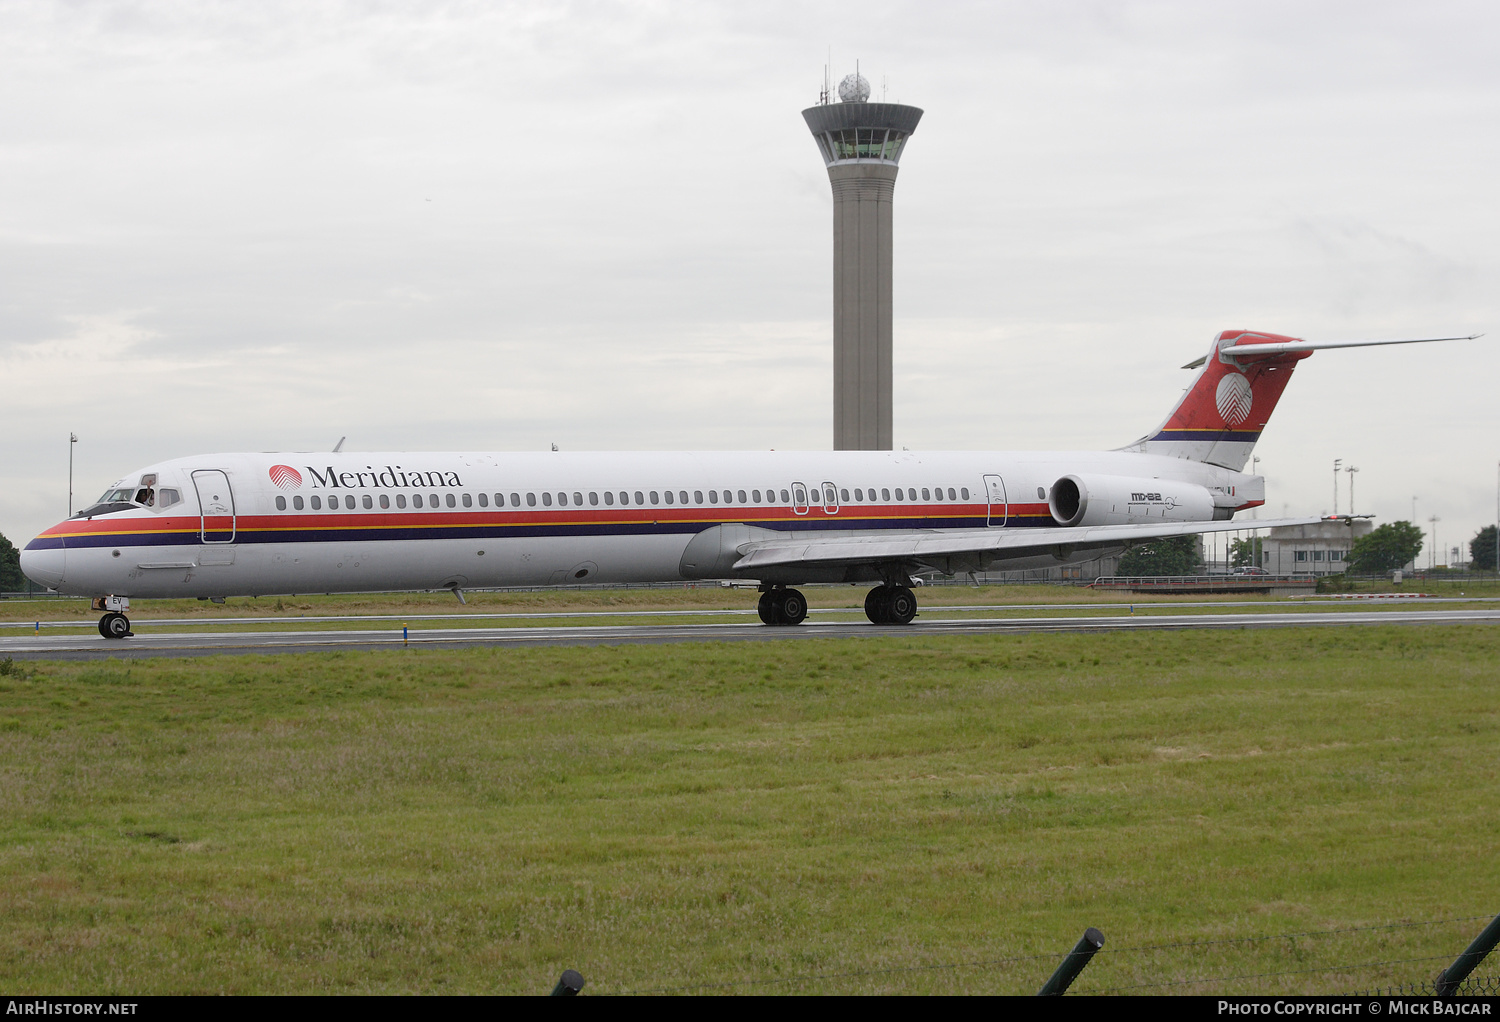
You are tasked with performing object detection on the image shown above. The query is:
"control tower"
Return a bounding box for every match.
[803,73,922,450]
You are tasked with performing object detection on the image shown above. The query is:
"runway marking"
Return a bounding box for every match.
[4,607,1498,660]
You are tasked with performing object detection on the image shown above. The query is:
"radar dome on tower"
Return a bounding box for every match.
[837,73,871,103]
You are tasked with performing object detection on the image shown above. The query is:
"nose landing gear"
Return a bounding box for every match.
[92,596,133,639]
[757,587,808,626]
[864,584,917,625]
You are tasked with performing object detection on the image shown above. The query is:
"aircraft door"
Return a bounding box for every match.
[192,469,237,543]
[983,474,1008,527]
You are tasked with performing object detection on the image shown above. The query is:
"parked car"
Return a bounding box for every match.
[1231,566,1271,575]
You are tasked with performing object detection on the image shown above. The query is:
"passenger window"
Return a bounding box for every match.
[293,495,304,510]
[311,496,322,510]
[527,493,537,507]
[478,493,488,507]
[396,494,406,509]
[363,495,373,509]
[510,493,520,507]
[694,491,704,504]
[679,491,688,505]
[840,488,849,502]
[604,491,615,506]
[542,493,552,506]
[961,488,970,500]
[779,489,789,503]
[589,492,598,506]
[752,490,761,503]
[345,495,356,510]
[854,488,863,501]
[276,495,287,510]
[664,490,673,505]
[709,490,719,504]
[380,494,390,509]
[461,494,471,508]
[894,488,904,501]
[634,491,644,505]
[574,492,583,506]
[922,488,930,501]
[413,494,423,508]
[948,488,956,500]
[649,491,659,504]
[430,493,439,507]
[443,493,453,508]
[558,492,567,506]
[619,491,629,505]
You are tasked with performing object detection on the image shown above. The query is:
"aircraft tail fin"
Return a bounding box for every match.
[1120,330,1478,471]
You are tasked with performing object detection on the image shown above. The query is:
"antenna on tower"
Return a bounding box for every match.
[820,48,831,105]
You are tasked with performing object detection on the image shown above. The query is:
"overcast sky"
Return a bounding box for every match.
[3,0,1496,564]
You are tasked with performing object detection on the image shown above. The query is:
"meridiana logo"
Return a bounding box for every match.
[1215,371,1253,427]
[269,464,303,490]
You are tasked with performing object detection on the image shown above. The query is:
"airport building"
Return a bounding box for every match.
[1257,519,1373,575]
[803,74,922,451]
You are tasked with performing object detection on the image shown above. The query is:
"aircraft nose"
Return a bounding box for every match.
[19,542,65,589]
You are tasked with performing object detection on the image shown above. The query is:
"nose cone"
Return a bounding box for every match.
[19,542,65,590]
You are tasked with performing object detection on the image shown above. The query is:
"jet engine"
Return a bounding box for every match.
[1048,474,1219,527]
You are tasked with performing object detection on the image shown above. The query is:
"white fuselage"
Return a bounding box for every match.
[23,449,1261,599]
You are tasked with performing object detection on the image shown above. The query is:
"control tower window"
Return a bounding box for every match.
[883,133,906,161]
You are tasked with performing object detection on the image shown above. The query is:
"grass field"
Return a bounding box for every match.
[2,625,1498,994]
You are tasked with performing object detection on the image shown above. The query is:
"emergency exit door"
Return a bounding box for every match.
[983,474,1008,527]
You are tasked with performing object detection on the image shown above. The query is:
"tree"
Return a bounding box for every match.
[1346,521,1425,574]
[0,532,24,592]
[1229,536,1263,568]
[1117,535,1202,576]
[1471,525,1498,573]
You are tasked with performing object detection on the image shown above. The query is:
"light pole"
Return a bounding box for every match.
[1333,459,1342,515]
[1429,515,1440,570]
[68,432,78,516]
[1344,465,1359,515]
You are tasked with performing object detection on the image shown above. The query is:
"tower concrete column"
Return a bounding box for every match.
[803,76,921,451]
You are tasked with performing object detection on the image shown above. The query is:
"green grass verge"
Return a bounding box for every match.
[1,627,1497,994]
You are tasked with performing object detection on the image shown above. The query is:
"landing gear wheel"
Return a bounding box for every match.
[864,587,890,624]
[99,612,132,639]
[886,585,917,625]
[757,591,778,625]
[777,589,808,626]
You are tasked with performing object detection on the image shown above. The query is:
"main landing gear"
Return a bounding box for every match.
[864,585,917,626]
[757,587,808,626]
[92,596,133,639]
[755,585,919,626]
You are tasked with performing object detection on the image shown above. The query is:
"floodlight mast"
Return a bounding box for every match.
[803,71,922,451]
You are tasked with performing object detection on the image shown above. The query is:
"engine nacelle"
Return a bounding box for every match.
[1048,474,1218,527]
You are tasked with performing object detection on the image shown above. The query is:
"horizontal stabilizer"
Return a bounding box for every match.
[1182,333,1480,369]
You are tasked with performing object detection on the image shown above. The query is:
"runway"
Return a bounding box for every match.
[4,605,1499,660]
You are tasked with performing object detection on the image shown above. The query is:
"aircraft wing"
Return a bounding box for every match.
[733,515,1329,575]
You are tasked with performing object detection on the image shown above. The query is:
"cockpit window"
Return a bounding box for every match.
[157,488,182,509]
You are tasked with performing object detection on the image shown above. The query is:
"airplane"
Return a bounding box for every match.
[19,329,1476,639]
